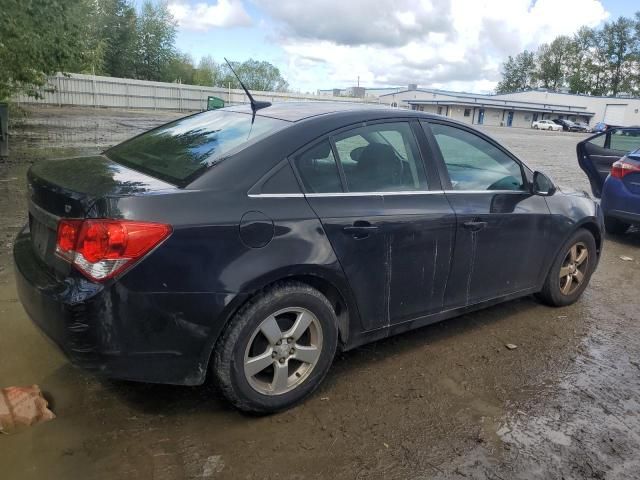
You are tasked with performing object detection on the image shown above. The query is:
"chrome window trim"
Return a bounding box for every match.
[248,189,528,198]
[305,191,444,197]
[247,193,305,198]
[443,189,529,194]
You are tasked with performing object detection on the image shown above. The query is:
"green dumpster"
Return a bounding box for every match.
[207,96,225,110]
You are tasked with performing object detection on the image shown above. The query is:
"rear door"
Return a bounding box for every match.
[292,120,456,331]
[578,128,640,198]
[423,120,550,308]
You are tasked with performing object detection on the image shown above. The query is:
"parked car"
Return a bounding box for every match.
[532,119,562,131]
[578,127,640,233]
[553,119,585,132]
[15,103,603,413]
[573,122,592,133]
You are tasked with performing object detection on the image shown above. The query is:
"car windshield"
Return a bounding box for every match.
[106,110,289,186]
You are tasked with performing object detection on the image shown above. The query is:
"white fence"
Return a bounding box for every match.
[14,73,377,112]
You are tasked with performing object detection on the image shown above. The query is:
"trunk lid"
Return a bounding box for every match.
[27,155,175,274]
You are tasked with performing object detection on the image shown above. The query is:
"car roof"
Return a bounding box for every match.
[223,101,423,122]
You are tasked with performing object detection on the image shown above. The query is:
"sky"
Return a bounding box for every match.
[139,0,639,93]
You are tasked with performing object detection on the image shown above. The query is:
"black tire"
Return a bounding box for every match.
[212,282,338,413]
[537,229,597,307]
[604,215,629,235]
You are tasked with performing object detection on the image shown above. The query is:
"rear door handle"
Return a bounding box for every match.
[463,221,488,232]
[343,223,378,238]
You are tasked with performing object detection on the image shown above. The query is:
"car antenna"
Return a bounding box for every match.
[224,58,271,123]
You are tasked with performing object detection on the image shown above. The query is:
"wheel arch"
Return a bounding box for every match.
[577,220,602,257]
[537,218,602,292]
[197,266,358,383]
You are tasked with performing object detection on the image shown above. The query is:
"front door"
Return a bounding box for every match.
[578,128,640,198]
[423,121,550,308]
[477,109,485,125]
[292,121,455,331]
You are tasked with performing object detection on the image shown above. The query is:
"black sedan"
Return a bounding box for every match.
[15,102,603,413]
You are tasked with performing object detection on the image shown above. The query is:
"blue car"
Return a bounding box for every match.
[578,127,640,233]
[592,122,608,133]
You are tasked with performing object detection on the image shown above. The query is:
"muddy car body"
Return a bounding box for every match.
[15,102,603,412]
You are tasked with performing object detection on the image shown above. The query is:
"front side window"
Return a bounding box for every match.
[107,110,288,185]
[587,133,606,148]
[610,129,640,153]
[333,122,428,192]
[430,123,525,191]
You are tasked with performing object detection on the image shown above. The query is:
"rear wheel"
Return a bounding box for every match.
[212,282,338,413]
[537,229,597,307]
[604,215,629,235]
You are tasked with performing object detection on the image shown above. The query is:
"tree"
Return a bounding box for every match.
[0,0,84,101]
[567,27,596,94]
[536,36,572,90]
[100,0,138,78]
[134,1,177,81]
[220,59,289,92]
[193,55,221,87]
[495,51,536,93]
[165,52,196,84]
[497,12,640,96]
[601,17,638,95]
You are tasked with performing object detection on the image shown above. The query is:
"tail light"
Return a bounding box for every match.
[611,158,640,179]
[55,219,172,281]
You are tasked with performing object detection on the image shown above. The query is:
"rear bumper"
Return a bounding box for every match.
[14,227,241,386]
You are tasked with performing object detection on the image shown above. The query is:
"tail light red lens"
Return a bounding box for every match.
[55,219,172,281]
[611,158,640,179]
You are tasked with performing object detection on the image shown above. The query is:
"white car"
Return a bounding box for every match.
[532,120,562,131]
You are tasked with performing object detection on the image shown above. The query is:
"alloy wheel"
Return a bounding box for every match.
[559,242,589,296]
[243,307,323,395]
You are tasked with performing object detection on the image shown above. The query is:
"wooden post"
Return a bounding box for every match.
[57,75,62,107]
[0,103,8,158]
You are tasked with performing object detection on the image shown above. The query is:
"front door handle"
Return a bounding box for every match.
[343,223,378,239]
[463,220,488,232]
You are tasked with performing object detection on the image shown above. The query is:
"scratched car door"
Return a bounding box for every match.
[294,120,456,330]
[423,120,550,308]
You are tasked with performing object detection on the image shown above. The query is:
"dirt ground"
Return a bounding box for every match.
[1,106,640,479]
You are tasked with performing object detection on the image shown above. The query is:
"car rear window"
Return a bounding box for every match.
[106,110,289,186]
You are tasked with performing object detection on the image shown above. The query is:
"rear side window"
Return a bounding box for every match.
[333,122,428,192]
[106,110,288,186]
[294,141,342,193]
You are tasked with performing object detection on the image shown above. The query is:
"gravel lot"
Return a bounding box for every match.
[1,106,639,479]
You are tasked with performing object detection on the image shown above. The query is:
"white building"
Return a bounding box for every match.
[378,88,640,128]
[317,86,407,98]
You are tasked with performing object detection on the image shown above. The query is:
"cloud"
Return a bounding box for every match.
[255,0,453,47]
[168,0,252,30]
[256,0,609,92]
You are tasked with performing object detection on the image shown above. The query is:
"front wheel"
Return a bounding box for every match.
[604,216,629,235]
[212,282,339,413]
[537,229,597,307]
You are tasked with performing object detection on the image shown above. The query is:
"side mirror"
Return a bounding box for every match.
[532,171,556,196]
